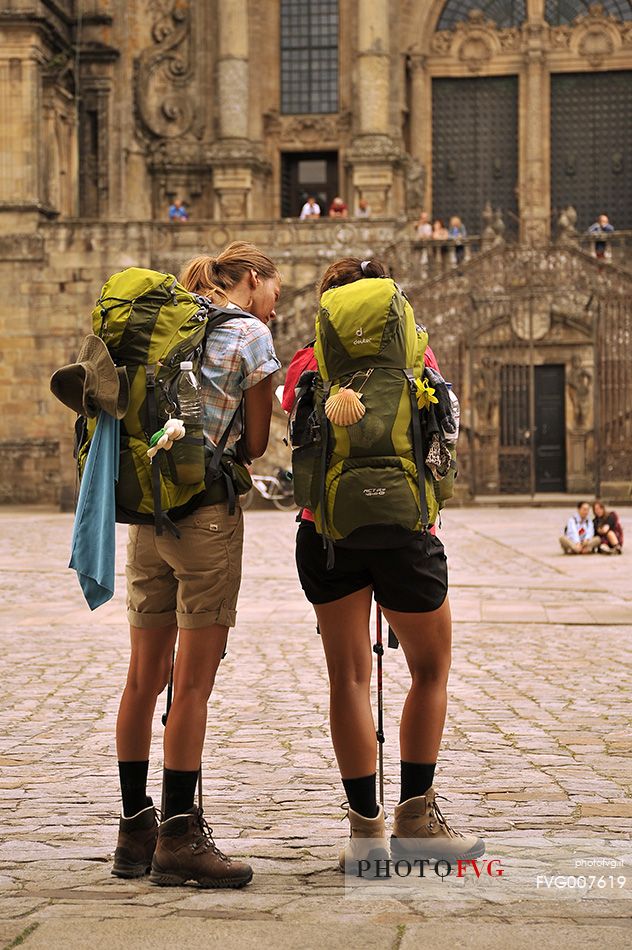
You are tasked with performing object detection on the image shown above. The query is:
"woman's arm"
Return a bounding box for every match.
[242,375,274,459]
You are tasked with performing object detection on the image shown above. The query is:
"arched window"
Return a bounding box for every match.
[546,0,632,24]
[437,1,527,30]
[280,0,339,114]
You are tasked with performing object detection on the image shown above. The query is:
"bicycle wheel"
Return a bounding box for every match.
[240,489,255,510]
[272,492,298,512]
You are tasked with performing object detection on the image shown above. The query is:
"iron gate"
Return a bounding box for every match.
[595,296,632,492]
[410,244,632,497]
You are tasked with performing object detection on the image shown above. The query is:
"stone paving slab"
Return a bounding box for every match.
[0,505,631,949]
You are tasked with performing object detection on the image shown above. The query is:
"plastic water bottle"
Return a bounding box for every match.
[177,360,202,424]
[172,361,205,485]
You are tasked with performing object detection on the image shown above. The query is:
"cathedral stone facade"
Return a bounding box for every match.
[1,1,631,504]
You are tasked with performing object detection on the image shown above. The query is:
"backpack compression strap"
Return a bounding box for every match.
[146,365,180,539]
[403,369,430,530]
[317,381,335,570]
[201,304,259,515]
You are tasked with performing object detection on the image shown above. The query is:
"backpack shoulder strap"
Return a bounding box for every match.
[205,305,258,329]
[403,368,430,530]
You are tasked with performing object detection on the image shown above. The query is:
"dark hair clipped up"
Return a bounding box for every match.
[318,257,388,296]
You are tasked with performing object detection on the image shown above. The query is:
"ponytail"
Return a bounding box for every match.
[180,241,279,304]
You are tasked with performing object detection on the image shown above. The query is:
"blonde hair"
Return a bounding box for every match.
[179,241,279,304]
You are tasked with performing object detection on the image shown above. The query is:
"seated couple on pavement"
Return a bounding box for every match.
[559,500,624,555]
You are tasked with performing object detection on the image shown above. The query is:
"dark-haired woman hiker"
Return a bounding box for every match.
[286,257,483,872]
[113,242,281,888]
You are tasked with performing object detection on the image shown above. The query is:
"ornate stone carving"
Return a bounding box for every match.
[404,156,425,215]
[149,138,209,168]
[346,134,402,163]
[431,31,453,55]
[578,25,615,66]
[474,357,499,428]
[431,10,523,64]
[262,111,352,144]
[557,206,579,245]
[135,0,201,142]
[568,355,592,429]
[510,298,552,341]
[458,34,493,71]
[216,189,248,219]
[550,3,625,63]
[497,28,522,52]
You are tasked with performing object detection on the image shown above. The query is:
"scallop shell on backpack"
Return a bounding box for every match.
[324,388,366,426]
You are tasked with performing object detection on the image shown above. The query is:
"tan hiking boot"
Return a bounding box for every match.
[391,787,484,861]
[338,803,389,876]
[149,806,253,888]
[112,800,158,878]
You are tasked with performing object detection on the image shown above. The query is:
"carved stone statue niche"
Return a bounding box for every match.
[567,354,592,429]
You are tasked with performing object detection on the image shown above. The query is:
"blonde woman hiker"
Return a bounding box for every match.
[285,257,484,874]
[113,242,281,888]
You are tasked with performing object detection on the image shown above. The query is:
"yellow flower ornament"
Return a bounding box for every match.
[414,376,439,411]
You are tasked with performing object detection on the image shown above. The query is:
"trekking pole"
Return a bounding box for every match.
[161,650,175,727]
[373,605,385,808]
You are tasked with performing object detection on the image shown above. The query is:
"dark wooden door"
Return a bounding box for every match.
[281,151,338,217]
[432,76,519,236]
[534,364,566,492]
[551,71,632,230]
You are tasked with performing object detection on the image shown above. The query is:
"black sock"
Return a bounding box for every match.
[163,768,199,820]
[400,761,436,804]
[342,774,378,819]
[118,760,150,817]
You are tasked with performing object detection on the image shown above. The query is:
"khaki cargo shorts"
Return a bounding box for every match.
[126,503,244,629]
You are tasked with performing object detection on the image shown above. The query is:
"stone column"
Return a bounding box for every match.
[347,0,400,216]
[356,0,390,136]
[406,53,430,216]
[0,27,47,229]
[211,0,267,219]
[217,0,249,140]
[521,18,549,244]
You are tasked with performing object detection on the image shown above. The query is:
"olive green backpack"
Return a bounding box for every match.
[77,267,252,535]
[291,277,441,561]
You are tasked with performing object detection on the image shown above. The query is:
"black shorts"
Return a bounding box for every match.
[295,521,448,613]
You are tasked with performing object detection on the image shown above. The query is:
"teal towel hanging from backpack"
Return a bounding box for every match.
[69,410,120,610]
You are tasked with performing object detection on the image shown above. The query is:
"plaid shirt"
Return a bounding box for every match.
[201,311,281,448]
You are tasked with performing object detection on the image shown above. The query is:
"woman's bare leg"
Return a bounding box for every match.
[116,624,178,761]
[381,597,452,765]
[163,624,228,771]
[314,587,375,779]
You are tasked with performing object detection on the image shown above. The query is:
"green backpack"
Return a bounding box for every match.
[291,277,440,556]
[77,267,252,534]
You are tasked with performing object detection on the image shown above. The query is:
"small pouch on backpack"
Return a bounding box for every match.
[291,442,322,509]
[163,427,206,486]
[220,454,253,495]
[289,371,320,448]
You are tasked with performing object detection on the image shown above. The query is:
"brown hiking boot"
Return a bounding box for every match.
[338,803,389,876]
[112,801,158,878]
[149,806,253,888]
[391,787,484,861]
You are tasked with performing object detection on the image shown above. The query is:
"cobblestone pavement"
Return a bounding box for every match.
[1,505,631,950]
